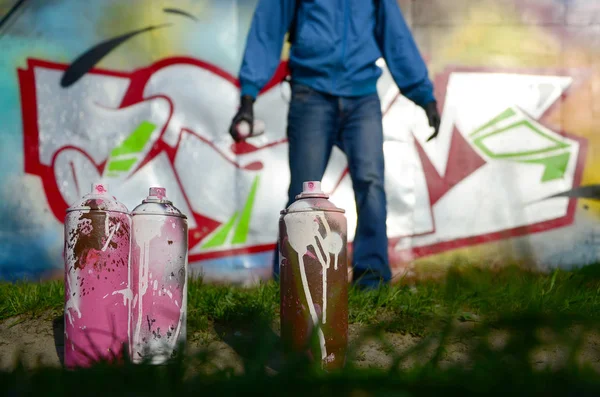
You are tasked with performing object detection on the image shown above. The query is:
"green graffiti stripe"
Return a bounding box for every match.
[519,152,571,182]
[107,158,137,172]
[110,121,156,157]
[473,120,570,159]
[232,175,260,245]
[469,108,516,137]
[202,212,239,249]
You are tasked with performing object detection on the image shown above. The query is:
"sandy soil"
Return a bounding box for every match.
[1,313,600,373]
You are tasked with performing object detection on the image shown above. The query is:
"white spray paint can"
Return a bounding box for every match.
[234,119,266,139]
[130,187,188,364]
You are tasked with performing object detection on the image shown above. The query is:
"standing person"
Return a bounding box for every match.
[229,0,441,289]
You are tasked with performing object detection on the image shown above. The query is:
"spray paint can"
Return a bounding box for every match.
[279,181,348,370]
[64,183,132,368]
[130,187,188,364]
[234,119,266,139]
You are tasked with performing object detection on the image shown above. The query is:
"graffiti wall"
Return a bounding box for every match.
[0,0,599,283]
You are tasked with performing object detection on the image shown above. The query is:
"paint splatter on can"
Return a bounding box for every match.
[279,181,348,370]
[130,187,188,364]
[64,183,132,368]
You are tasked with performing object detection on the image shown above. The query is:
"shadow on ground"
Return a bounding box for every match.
[213,320,284,373]
[52,315,64,366]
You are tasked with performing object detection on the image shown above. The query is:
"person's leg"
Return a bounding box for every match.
[338,93,391,288]
[271,83,339,279]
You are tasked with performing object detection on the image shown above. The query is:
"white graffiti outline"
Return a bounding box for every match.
[18,58,587,276]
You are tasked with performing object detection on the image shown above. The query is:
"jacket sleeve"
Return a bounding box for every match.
[238,0,296,99]
[375,0,436,108]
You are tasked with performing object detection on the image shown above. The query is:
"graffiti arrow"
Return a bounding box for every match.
[414,126,487,206]
[61,23,172,88]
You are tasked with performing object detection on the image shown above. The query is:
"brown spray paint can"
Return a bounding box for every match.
[279,181,348,370]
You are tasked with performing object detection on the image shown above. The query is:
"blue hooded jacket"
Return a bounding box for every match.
[238,0,435,108]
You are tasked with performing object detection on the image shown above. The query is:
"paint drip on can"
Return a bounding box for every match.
[279,181,348,370]
[130,187,188,364]
[63,183,132,368]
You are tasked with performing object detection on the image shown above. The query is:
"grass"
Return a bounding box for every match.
[0,280,64,320]
[4,263,600,334]
[2,263,600,396]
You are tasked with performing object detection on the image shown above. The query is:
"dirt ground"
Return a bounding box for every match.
[2,313,600,373]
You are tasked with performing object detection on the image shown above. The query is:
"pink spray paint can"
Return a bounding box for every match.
[64,183,132,368]
[130,187,188,364]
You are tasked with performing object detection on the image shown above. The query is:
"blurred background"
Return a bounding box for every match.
[0,0,599,284]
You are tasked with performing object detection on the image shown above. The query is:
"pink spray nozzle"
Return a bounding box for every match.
[302,181,323,194]
[148,187,166,200]
[92,183,108,194]
[294,180,329,200]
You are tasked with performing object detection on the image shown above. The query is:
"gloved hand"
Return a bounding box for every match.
[229,95,255,142]
[423,101,441,142]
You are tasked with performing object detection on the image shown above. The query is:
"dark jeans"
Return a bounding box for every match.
[273,82,392,288]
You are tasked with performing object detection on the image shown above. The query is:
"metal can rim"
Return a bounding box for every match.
[65,207,130,215]
[131,211,188,219]
[280,207,345,215]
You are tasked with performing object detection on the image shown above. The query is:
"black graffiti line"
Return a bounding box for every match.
[60,23,172,88]
[533,185,600,204]
[547,185,600,201]
[163,8,198,22]
[0,0,29,32]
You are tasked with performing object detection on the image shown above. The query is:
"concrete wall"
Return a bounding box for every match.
[0,0,599,282]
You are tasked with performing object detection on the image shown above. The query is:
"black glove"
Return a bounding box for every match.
[423,101,441,142]
[229,95,254,142]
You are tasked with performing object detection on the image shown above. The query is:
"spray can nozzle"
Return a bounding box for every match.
[295,180,328,200]
[148,187,166,200]
[92,183,108,195]
[303,181,323,194]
